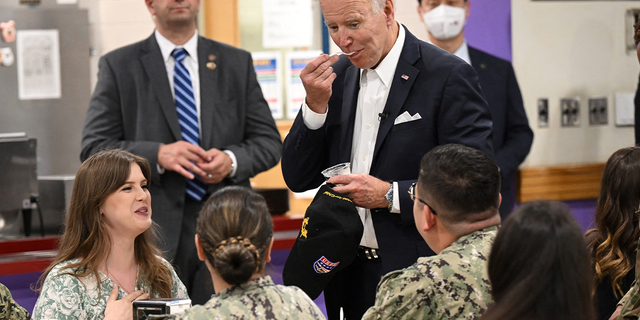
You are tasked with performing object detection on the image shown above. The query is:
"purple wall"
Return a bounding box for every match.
[465,0,512,62]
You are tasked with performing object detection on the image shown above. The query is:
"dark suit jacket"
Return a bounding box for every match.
[81,33,282,260]
[281,27,494,274]
[468,47,533,217]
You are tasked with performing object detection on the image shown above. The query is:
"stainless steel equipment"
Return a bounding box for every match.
[0,135,37,238]
[0,0,90,176]
[35,175,74,235]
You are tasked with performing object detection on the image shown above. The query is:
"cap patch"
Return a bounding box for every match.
[314,256,340,274]
[300,217,309,239]
[323,191,352,202]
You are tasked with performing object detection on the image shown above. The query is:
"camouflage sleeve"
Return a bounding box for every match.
[620,282,635,307]
[620,283,640,320]
[168,304,205,320]
[0,283,31,320]
[620,244,640,319]
[362,268,432,320]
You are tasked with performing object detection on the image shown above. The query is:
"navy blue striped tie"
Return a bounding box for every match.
[173,48,207,201]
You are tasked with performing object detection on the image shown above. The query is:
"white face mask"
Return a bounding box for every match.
[422,4,466,40]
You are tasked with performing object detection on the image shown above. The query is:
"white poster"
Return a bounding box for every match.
[615,92,635,126]
[262,0,313,48]
[16,29,62,100]
[252,51,283,119]
[285,51,322,119]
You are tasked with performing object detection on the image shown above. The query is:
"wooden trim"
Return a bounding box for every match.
[517,163,605,203]
[202,0,240,47]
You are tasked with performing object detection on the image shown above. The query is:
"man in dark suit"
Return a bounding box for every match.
[417,0,533,220]
[80,0,281,304]
[280,0,493,318]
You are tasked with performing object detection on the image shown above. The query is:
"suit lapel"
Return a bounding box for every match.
[141,34,182,141]
[197,37,219,149]
[373,31,421,160]
[339,65,360,163]
[468,47,486,80]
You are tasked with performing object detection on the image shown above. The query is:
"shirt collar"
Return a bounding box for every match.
[216,276,275,298]
[360,21,406,89]
[452,39,471,65]
[155,29,199,63]
[445,225,498,254]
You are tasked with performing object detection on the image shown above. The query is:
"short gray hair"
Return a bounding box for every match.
[370,0,387,14]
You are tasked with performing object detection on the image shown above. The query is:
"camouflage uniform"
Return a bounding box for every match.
[0,282,31,320]
[361,226,497,320]
[169,275,325,320]
[619,241,640,319]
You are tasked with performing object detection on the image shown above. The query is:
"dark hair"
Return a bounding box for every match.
[37,149,173,298]
[586,147,640,297]
[196,186,273,286]
[418,144,500,223]
[480,201,595,320]
[634,22,640,45]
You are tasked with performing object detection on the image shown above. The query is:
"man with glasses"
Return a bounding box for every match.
[363,144,501,320]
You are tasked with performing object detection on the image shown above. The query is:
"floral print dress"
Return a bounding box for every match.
[32,258,188,320]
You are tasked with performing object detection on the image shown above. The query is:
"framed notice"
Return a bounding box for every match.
[252,51,283,119]
[285,50,322,119]
[16,29,61,100]
[262,0,313,48]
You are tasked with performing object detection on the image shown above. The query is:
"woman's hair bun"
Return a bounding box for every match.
[213,236,260,285]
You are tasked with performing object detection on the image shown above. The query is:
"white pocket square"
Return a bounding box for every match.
[394,111,422,125]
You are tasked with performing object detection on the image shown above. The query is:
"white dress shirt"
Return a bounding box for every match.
[155,29,201,127]
[453,40,471,65]
[302,23,406,248]
[155,30,237,177]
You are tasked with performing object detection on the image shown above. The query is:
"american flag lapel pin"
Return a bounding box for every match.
[401,74,409,81]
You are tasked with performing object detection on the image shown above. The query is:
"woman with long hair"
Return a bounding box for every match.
[479,201,595,320]
[611,22,640,320]
[33,149,188,320]
[586,147,640,319]
[170,186,324,319]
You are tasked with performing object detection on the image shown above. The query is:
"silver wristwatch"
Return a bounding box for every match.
[385,183,394,211]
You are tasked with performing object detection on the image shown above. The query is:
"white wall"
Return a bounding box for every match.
[395,0,430,43]
[513,1,638,167]
[81,0,154,88]
[95,0,155,55]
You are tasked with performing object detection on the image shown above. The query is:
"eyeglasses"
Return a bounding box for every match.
[408,182,437,215]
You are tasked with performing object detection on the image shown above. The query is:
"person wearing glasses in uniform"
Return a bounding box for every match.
[362,144,501,320]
